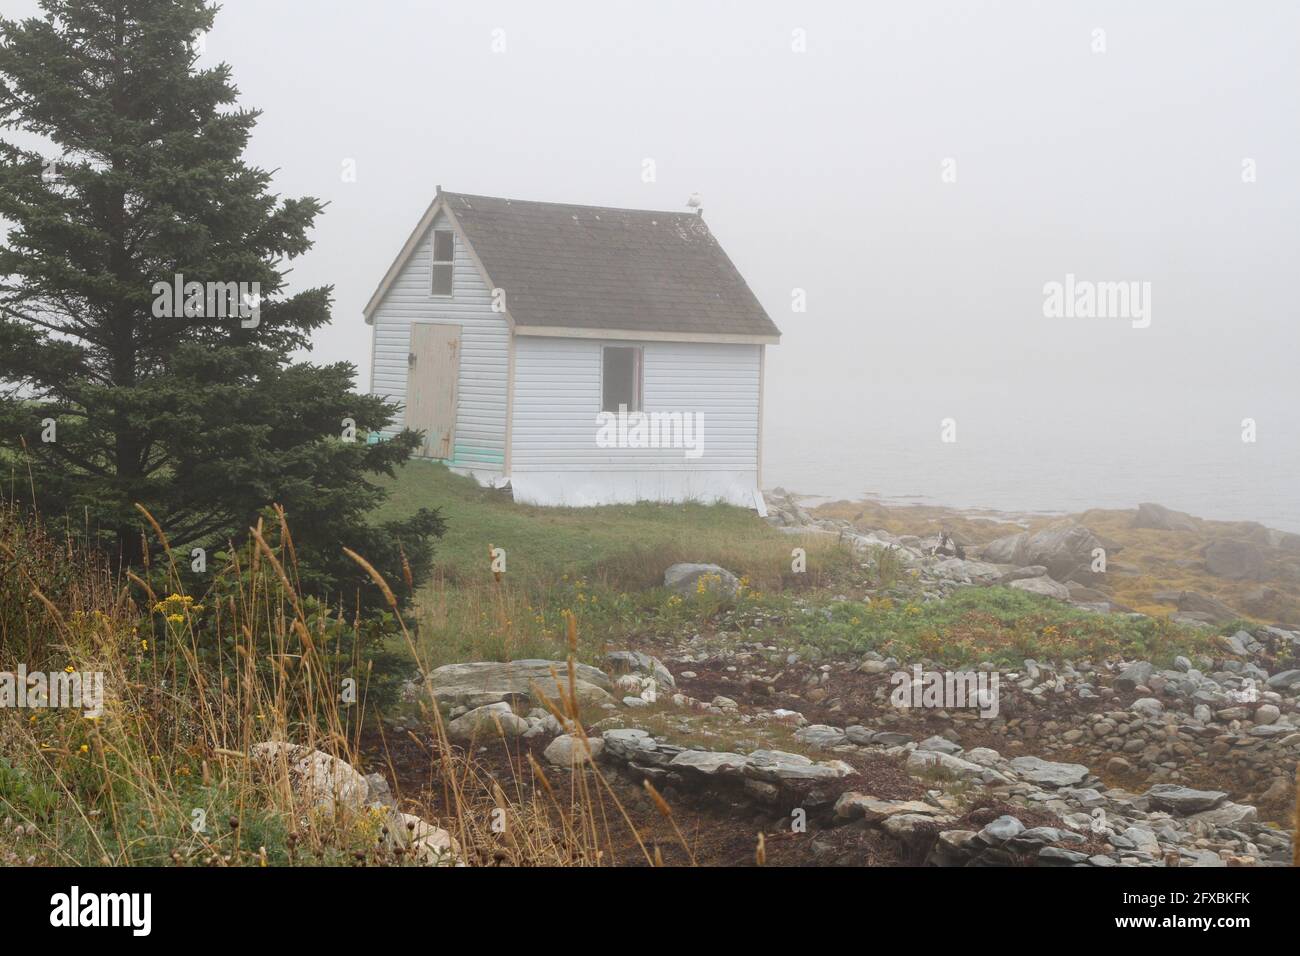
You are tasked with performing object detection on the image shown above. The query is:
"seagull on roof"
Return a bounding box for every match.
[686,192,702,209]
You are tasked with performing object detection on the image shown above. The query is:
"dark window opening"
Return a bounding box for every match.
[431,229,454,295]
[602,346,642,413]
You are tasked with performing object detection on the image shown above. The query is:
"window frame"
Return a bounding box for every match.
[430,229,454,297]
[600,345,644,414]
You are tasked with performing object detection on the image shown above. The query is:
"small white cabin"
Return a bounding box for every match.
[363,189,781,509]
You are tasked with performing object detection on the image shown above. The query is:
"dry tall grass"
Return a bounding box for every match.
[0,498,673,867]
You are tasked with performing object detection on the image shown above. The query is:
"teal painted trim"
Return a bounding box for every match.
[451,444,505,466]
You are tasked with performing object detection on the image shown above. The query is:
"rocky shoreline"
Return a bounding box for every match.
[362,494,1300,867]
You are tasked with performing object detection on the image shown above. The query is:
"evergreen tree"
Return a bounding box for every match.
[0,0,441,609]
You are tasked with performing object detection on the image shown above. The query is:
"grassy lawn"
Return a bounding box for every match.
[370,461,857,669]
[371,460,837,590]
[369,461,1221,674]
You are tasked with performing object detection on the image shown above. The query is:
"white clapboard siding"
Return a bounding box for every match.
[369,212,508,473]
[511,337,761,472]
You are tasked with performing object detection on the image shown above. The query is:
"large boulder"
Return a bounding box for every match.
[664,563,740,597]
[1132,502,1200,533]
[446,702,530,742]
[1153,589,1245,625]
[1203,539,1269,581]
[604,650,675,689]
[834,794,943,821]
[1184,802,1258,833]
[980,531,1028,565]
[1007,755,1090,788]
[668,750,749,777]
[425,660,616,710]
[1115,660,1154,693]
[1023,524,1109,581]
[907,750,1007,784]
[928,556,1005,584]
[1265,669,1300,691]
[250,742,369,814]
[1144,784,1228,815]
[981,522,1109,582]
[543,734,604,767]
[396,813,462,866]
[742,750,853,783]
[1009,576,1071,600]
[601,728,659,760]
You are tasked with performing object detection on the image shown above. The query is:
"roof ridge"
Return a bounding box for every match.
[443,190,700,219]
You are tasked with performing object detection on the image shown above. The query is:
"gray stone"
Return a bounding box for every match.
[426,660,615,710]
[1008,755,1091,787]
[1144,784,1228,815]
[834,793,942,821]
[1133,503,1199,533]
[364,773,397,810]
[604,650,675,689]
[1203,539,1268,581]
[447,702,529,742]
[1000,565,1050,584]
[1120,826,1159,851]
[397,813,463,866]
[871,731,912,747]
[1009,576,1071,600]
[664,563,740,597]
[744,750,851,783]
[1254,704,1280,725]
[1185,802,1258,831]
[1115,661,1154,693]
[1019,523,1111,581]
[980,815,1025,843]
[543,734,604,767]
[794,724,846,749]
[1266,670,1300,690]
[601,728,658,760]
[844,725,876,745]
[1131,697,1164,718]
[1065,787,1107,808]
[1224,630,1255,655]
[981,532,1029,565]
[881,813,946,839]
[667,750,749,777]
[1158,590,1244,625]
[916,735,964,756]
[1008,827,1060,848]
[1038,846,1090,864]
[907,749,1007,783]
[250,742,370,814]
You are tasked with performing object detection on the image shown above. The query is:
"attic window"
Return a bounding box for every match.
[431,229,454,295]
[602,346,642,413]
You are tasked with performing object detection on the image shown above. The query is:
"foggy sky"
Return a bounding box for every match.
[5,0,1298,502]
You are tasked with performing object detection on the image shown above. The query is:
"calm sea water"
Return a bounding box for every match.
[762,386,1300,533]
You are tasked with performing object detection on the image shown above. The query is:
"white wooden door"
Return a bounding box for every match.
[407,323,461,460]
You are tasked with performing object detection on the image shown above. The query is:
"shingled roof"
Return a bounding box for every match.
[365,190,780,341]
